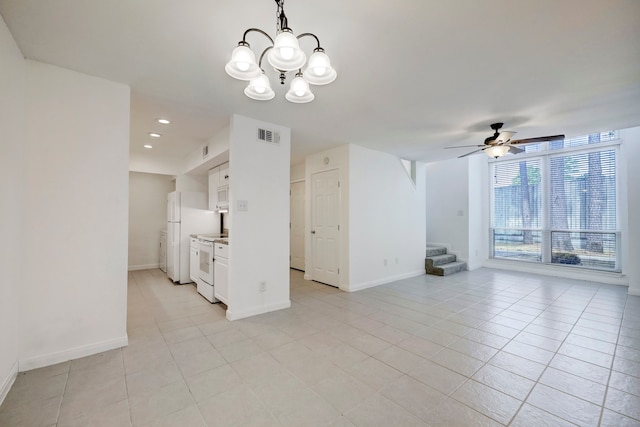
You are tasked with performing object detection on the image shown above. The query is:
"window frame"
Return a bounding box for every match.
[488,138,621,272]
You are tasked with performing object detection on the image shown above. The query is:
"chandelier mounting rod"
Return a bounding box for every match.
[241,28,274,45]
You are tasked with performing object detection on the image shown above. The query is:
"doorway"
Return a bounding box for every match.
[290,181,305,271]
[310,169,340,287]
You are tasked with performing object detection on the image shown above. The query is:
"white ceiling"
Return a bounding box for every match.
[2,0,639,166]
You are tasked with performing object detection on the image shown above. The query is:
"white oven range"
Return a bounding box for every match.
[197,238,216,302]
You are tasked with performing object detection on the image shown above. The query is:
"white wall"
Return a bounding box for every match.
[348,145,426,291]
[183,124,230,174]
[175,174,208,193]
[227,115,291,320]
[622,127,640,295]
[129,172,173,270]
[290,162,305,181]
[467,155,487,270]
[130,152,183,176]
[20,61,130,370]
[305,145,351,288]
[0,14,25,403]
[425,157,472,262]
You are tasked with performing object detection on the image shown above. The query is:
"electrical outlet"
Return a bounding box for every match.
[384,259,388,266]
[238,200,249,212]
[395,257,399,264]
[259,281,266,292]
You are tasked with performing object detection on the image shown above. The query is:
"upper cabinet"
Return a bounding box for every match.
[217,162,230,210]
[219,162,229,185]
[208,161,230,211]
[208,166,220,211]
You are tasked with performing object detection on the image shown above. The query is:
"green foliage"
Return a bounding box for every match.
[563,157,580,179]
[512,166,541,185]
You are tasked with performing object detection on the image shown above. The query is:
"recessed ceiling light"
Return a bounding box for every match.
[148,132,162,138]
[143,144,153,149]
[156,118,171,124]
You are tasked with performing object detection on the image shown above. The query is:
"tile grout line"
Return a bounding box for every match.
[506,282,619,426]
[598,292,628,426]
[445,278,601,425]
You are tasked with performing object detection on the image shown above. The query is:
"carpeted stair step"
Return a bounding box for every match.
[425,246,447,257]
[427,261,467,276]
[426,253,457,268]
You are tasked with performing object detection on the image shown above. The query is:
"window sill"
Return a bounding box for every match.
[483,258,628,287]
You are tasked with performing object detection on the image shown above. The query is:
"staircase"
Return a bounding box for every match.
[425,246,467,276]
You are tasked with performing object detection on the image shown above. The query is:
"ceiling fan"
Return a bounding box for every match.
[446,123,565,158]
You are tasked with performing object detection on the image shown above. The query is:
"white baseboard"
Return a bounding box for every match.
[346,270,425,292]
[128,263,159,271]
[226,300,291,321]
[629,287,640,296]
[0,361,18,406]
[19,335,129,372]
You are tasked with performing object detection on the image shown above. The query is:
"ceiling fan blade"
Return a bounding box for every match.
[495,131,516,144]
[508,145,524,154]
[509,135,565,145]
[445,144,485,149]
[458,147,486,158]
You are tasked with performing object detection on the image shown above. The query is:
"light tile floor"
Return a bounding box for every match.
[1,268,640,426]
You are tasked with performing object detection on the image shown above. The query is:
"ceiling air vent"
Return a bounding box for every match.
[257,128,279,144]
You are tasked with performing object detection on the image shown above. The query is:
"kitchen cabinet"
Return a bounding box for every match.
[208,166,219,211]
[214,242,228,304]
[216,162,229,210]
[208,162,230,211]
[219,162,229,184]
[189,237,200,283]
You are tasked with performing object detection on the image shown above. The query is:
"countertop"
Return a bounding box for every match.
[197,234,228,244]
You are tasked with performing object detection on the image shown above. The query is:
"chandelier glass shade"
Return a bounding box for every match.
[244,72,275,101]
[285,73,315,103]
[268,30,306,71]
[225,44,261,80]
[303,49,337,85]
[224,0,336,103]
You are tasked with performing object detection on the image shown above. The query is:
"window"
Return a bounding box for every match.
[490,132,620,271]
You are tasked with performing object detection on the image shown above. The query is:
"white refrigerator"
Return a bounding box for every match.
[167,191,215,284]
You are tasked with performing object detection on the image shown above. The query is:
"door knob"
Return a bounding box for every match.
[311,230,316,234]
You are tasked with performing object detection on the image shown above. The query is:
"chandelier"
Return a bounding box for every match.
[224,0,337,103]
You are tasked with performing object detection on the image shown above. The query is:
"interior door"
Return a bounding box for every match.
[311,169,340,287]
[290,181,306,271]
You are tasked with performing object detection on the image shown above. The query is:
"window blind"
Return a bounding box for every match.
[490,132,619,271]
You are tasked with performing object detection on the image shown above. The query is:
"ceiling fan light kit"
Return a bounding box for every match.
[446,122,565,159]
[224,0,337,103]
[484,144,510,158]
